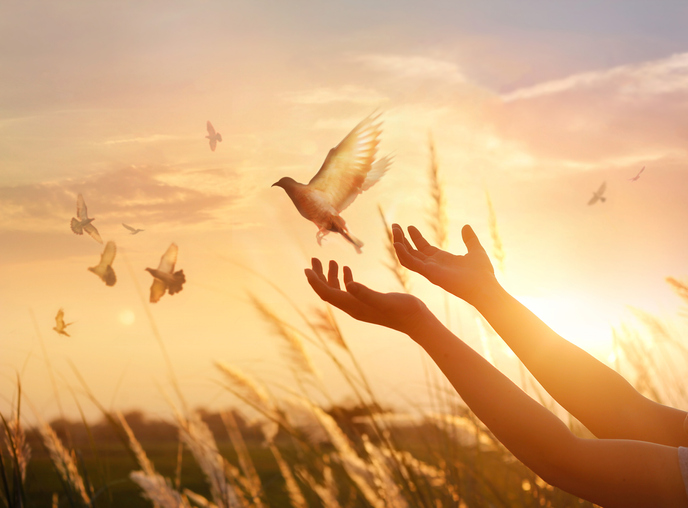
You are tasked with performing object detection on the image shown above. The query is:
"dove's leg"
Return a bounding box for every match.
[316,229,330,246]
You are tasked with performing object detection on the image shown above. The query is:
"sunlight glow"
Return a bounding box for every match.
[118,309,136,326]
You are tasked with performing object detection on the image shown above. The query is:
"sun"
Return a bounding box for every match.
[118,309,136,326]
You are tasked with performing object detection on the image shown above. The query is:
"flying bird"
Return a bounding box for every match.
[272,112,392,253]
[122,223,144,235]
[70,193,103,244]
[629,166,645,182]
[145,243,186,303]
[88,241,117,286]
[206,121,222,152]
[588,181,607,206]
[53,308,73,337]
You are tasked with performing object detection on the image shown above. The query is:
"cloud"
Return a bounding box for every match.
[282,85,387,105]
[102,134,185,145]
[0,165,237,232]
[353,53,466,84]
[502,52,688,102]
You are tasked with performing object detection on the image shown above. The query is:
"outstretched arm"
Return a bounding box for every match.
[305,259,687,507]
[392,224,688,447]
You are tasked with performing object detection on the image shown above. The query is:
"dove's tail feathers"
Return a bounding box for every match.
[168,270,186,295]
[331,216,364,253]
[71,218,84,234]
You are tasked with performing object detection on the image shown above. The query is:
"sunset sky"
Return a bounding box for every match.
[3,1,688,423]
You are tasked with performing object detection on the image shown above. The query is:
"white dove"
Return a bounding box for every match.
[206,121,222,152]
[145,243,186,303]
[70,193,103,244]
[88,241,117,286]
[272,112,392,253]
[588,181,607,206]
[629,166,645,182]
[122,223,144,235]
[53,308,73,337]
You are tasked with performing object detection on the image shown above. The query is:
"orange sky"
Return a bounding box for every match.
[2,2,688,422]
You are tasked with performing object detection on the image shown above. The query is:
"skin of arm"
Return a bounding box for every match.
[392,223,688,447]
[304,259,688,508]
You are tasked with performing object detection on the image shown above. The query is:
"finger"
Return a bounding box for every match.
[346,281,387,309]
[461,225,487,254]
[305,268,329,300]
[408,226,439,255]
[393,241,426,274]
[327,260,340,289]
[343,266,354,286]
[311,258,327,283]
[393,224,420,257]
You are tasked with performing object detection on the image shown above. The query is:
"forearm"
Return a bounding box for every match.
[409,311,578,479]
[472,281,687,445]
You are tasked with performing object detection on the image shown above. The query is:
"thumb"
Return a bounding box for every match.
[461,225,486,254]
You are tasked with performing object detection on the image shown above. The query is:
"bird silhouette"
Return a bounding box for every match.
[206,121,222,152]
[272,112,392,253]
[122,223,144,235]
[145,243,186,303]
[53,308,73,337]
[588,181,607,205]
[88,241,117,286]
[70,193,103,244]
[629,166,645,182]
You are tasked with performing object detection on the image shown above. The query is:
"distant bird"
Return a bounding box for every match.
[53,308,73,337]
[145,243,186,303]
[206,121,222,152]
[272,113,392,253]
[70,193,103,244]
[629,166,645,182]
[588,181,607,206]
[88,241,117,286]
[122,223,144,235]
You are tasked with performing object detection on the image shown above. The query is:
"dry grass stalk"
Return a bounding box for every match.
[39,423,91,505]
[184,489,219,507]
[130,471,191,508]
[485,190,505,274]
[220,411,264,507]
[248,293,319,379]
[427,132,448,249]
[307,402,385,508]
[378,205,411,292]
[176,412,241,508]
[296,463,342,508]
[3,414,30,484]
[311,306,348,350]
[362,435,409,508]
[268,442,308,508]
[116,411,155,476]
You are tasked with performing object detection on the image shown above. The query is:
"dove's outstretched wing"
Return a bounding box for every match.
[84,223,103,243]
[149,243,178,303]
[54,308,72,336]
[587,181,607,205]
[88,241,117,286]
[76,194,88,220]
[308,113,384,213]
[122,223,136,233]
[207,121,216,138]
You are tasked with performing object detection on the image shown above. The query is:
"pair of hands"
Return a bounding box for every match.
[305,224,496,336]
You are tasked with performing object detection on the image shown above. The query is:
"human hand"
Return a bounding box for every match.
[305,258,430,337]
[392,224,497,307]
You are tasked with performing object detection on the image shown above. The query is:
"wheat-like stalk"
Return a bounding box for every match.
[378,205,411,293]
[175,412,241,508]
[427,132,448,249]
[296,462,341,508]
[116,411,155,476]
[39,423,91,505]
[220,411,264,507]
[268,442,308,508]
[130,471,191,508]
[183,489,219,507]
[248,293,320,380]
[485,190,505,274]
[311,306,348,350]
[362,435,409,508]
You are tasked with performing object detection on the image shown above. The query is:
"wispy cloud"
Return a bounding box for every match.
[102,134,186,145]
[0,165,237,232]
[353,53,466,83]
[283,85,387,105]
[502,52,688,102]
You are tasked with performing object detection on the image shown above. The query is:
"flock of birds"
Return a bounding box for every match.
[53,113,647,335]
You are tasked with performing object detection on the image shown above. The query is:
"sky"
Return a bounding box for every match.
[2,0,688,423]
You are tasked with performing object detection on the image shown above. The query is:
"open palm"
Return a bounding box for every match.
[305,258,429,336]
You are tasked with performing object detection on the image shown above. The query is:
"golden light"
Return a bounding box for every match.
[118,309,136,326]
